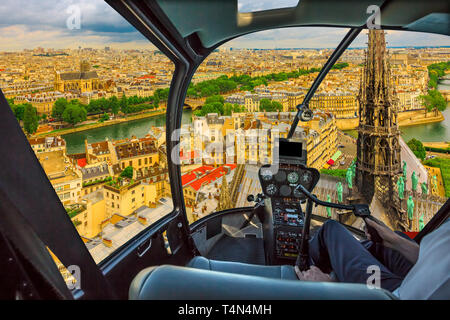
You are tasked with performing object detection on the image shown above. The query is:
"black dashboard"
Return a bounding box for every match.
[258,163,320,262]
[258,163,320,200]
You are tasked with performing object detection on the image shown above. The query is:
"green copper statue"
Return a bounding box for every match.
[346,167,353,189]
[337,182,343,203]
[402,161,407,181]
[326,194,332,218]
[397,176,405,200]
[432,175,438,192]
[411,171,418,192]
[421,182,428,196]
[407,196,414,220]
[419,214,425,231]
[350,159,356,176]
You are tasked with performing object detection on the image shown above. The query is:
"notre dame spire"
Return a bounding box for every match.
[356,30,403,225]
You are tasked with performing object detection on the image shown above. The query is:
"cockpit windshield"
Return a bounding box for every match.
[179,26,450,233]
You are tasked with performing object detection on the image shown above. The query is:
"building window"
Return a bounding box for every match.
[112,202,114,208]
[138,159,141,166]
[132,198,135,203]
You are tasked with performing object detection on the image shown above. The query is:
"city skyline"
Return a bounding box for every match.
[1,0,449,51]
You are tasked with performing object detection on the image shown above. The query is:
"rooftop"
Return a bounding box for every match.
[115,140,158,159]
[81,163,109,180]
[37,150,80,184]
[87,198,173,264]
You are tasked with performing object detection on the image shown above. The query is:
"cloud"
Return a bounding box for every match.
[0,0,148,50]
[226,27,450,48]
[0,0,448,51]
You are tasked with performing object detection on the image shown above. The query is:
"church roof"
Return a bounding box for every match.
[60,71,99,81]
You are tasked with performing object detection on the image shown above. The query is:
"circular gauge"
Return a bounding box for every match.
[261,168,273,181]
[274,170,287,182]
[287,171,299,184]
[265,184,277,196]
[280,185,292,197]
[293,187,304,198]
[301,171,312,184]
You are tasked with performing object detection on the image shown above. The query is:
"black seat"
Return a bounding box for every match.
[129,264,396,300]
[187,256,298,280]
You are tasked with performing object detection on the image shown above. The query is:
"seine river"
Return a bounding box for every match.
[63,80,450,154]
[63,109,193,154]
[401,79,450,143]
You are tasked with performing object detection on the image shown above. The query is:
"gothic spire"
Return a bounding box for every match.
[359,29,394,113]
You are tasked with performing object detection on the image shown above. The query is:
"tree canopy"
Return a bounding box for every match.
[407,138,426,161]
[23,103,39,135]
[52,98,69,120]
[193,95,246,117]
[420,89,447,112]
[259,98,283,112]
[62,104,87,126]
[120,166,133,179]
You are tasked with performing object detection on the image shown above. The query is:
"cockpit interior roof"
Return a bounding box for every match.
[156,0,449,48]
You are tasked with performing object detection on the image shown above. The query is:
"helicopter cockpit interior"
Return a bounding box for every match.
[0,0,449,301]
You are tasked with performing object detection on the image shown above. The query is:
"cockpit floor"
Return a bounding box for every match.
[206,235,266,265]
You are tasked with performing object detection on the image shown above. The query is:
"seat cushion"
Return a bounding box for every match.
[186,256,298,280]
[129,264,396,300]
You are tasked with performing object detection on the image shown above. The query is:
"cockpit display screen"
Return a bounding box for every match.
[279,140,303,159]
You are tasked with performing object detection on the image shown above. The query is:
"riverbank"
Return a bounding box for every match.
[423,141,450,148]
[397,109,445,127]
[35,109,167,138]
[336,109,445,131]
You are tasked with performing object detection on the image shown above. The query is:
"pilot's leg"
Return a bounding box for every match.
[362,232,414,278]
[309,220,403,291]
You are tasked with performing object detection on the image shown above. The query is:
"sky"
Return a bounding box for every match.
[0,0,448,51]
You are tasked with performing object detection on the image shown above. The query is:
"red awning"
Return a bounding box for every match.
[77,158,87,167]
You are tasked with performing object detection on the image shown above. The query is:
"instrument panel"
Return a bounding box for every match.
[258,163,319,261]
[258,163,319,200]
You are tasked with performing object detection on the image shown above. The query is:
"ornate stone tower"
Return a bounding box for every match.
[356,30,403,221]
[80,60,91,73]
[217,175,232,212]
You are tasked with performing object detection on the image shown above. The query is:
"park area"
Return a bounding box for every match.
[423,157,450,198]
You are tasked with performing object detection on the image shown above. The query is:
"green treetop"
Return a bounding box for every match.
[23,103,39,135]
[407,138,426,161]
[120,166,133,179]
